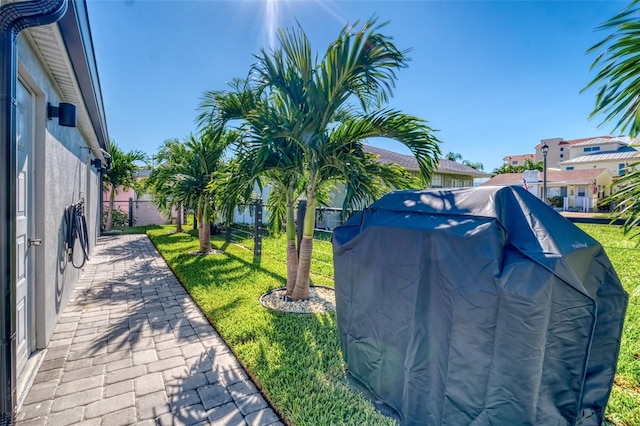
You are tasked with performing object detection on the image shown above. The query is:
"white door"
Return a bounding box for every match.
[16,80,34,376]
[575,186,587,211]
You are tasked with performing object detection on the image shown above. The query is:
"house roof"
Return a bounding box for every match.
[57,1,109,152]
[363,145,490,178]
[22,0,109,155]
[481,169,609,187]
[570,137,634,148]
[561,147,640,164]
[557,136,613,146]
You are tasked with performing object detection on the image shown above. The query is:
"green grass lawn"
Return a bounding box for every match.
[577,225,640,426]
[146,223,639,425]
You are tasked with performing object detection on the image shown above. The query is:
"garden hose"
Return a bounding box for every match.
[64,200,90,268]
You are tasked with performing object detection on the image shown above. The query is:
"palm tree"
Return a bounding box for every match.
[201,82,308,295]
[584,0,640,240]
[462,160,484,171]
[146,138,187,232]
[443,152,484,170]
[148,130,235,252]
[103,140,145,231]
[444,152,463,162]
[251,18,441,300]
[491,158,542,176]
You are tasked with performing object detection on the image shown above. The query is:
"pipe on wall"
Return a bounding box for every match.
[0,0,67,422]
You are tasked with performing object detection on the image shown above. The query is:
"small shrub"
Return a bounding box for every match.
[548,195,564,208]
[103,207,135,227]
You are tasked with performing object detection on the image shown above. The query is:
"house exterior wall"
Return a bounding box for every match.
[561,159,636,178]
[18,34,101,347]
[536,137,564,167]
[567,142,622,160]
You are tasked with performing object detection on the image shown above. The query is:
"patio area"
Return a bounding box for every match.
[15,234,281,426]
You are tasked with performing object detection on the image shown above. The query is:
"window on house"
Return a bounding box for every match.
[432,174,443,188]
[619,163,626,176]
[512,160,518,165]
[592,147,600,152]
[560,147,564,151]
[584,147,592,152]
[578,187,586,197]
[566,166,574,170]
[560,154,564,158]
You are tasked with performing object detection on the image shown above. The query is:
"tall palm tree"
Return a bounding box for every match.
[584,0,640,239]
[103,140,145,231]
[202,84,308,295]
[252,17,441,300]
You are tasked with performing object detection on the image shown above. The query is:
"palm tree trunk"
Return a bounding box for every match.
[197,208,211,253]
[292,236,313,300]
[292,197,316,300]
[200,219,211,253]
[106,187,115,231]
[285,202,298,295]
[197,209,203,244]
[176,203,183,232]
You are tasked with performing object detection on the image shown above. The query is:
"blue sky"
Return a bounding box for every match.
[87,0,625,173]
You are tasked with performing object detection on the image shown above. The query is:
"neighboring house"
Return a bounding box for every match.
[313,146,490,228]
[363,145,490,190]
[0,0,108,414]
[237,145,489,228]
[558,137,640,178]
[533,135,640,168]
[481,168,613,212]
[502,153,535,166]
[534,136,606,167]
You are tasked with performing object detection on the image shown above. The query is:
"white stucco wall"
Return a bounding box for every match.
[18,33,101,347]
[561,159,638,178]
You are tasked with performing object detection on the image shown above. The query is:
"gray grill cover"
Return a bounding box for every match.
[332,186,627,425]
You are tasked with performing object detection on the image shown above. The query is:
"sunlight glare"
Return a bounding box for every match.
[265,0,278,49]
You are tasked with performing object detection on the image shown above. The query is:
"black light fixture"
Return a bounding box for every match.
[90,158,102,171]
[541,143,549,202]
[47,101,77,127]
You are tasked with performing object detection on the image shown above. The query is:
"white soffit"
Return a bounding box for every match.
[24,24,101,152]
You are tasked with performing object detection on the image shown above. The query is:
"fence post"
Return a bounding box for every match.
[128,197,133,227]
[296,200,306,256]
[254,200,263,259]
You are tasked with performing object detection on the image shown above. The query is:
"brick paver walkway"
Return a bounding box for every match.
[16,234,282,426]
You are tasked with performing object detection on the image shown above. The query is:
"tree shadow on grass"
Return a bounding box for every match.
[247,309,398,425]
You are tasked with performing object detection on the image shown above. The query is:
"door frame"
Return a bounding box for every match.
[16,76,36,377]
[16,63,46,357]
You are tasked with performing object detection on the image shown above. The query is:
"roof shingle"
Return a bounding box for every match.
[363,145,490,178]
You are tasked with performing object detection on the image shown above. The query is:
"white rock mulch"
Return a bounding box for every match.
[260,286,336,314]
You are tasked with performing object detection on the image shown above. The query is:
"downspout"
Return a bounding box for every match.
[0,0,67,422]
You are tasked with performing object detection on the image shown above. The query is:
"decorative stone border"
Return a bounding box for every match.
[260,286,336,314]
